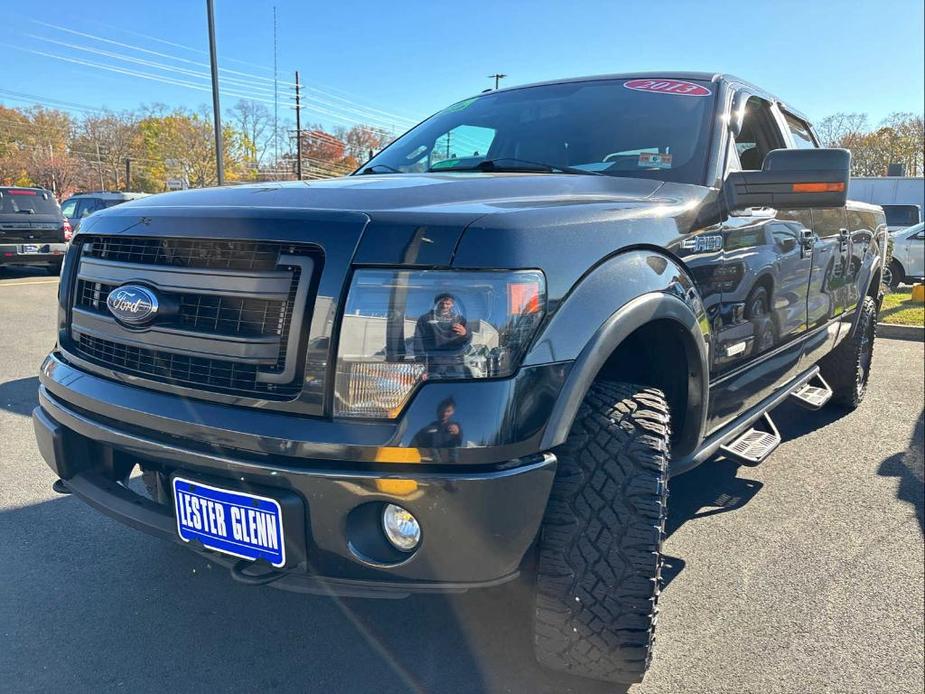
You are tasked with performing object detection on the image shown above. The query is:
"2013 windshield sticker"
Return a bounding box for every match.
[639,152,672,169]
[623,79,712,97]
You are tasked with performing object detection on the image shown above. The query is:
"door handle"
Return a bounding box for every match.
[799,228,815,257]
[839,228,850,251]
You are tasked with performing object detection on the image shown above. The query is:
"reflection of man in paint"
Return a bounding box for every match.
[413,293,472,377]
[411,397,463,462]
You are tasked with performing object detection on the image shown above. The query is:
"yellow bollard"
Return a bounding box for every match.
[912,284,925,303]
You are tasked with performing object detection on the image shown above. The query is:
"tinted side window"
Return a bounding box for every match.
[733,97,786,170]
[76,199,105,218]
[782,112,817,149]
[60,199,78,218]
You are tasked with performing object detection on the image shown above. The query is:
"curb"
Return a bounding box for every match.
[877,323,925,342]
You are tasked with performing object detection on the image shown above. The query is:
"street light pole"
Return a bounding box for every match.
[206,0,225,185]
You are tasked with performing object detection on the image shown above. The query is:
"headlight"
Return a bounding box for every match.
[334,269,545,418]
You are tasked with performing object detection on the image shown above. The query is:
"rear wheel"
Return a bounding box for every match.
[820,295,877,409]
[888,260,905,289]
[533,381,669,684]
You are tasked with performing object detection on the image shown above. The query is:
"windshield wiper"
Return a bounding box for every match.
[430,157,602,176]
[359,163,402,175]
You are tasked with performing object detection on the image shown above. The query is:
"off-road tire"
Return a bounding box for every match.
[820,295,877,410]
[533,381,670,684]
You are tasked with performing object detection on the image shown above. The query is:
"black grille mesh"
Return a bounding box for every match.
[75,333,301,398]
[83,236,281,271]
[75,280,287,338]
[69,237,311,399]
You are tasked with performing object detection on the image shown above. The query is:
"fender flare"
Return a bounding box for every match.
[539,292,710,457]
[846,253,883,338]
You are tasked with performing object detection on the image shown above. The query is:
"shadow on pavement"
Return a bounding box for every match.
[877,409,924,533]
[0,265,55,279]
[0,375,39,417]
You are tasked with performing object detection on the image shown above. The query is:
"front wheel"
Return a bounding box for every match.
[820,295,877,409]
[533,381,670,684]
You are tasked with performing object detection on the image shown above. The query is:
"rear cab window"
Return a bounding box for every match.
[883,204,921,227]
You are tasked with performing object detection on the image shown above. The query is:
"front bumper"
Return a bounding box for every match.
[34,358,558,596]
[0,242,66,265]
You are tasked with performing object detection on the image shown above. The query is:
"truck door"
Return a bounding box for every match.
[706,95,814,429]
[777,108,853,364]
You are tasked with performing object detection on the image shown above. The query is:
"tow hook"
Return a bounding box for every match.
[229,558,289,586]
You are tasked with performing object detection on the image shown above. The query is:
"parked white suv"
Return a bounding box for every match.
[888,222,925,287]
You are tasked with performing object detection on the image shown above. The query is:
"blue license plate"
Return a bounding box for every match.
[172,477,286,567]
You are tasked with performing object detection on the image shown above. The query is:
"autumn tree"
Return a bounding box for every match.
[817,111,924,176]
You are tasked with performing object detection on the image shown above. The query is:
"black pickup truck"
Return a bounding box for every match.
[33,72,887,685]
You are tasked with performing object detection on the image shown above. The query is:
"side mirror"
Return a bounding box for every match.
[725,148,850,211]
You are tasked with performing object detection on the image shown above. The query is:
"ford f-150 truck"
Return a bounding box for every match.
[33,72,887,685]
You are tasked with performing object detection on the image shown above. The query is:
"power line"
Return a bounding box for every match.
[28,17,422,126]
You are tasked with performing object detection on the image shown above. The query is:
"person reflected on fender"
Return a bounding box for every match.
[411,397,463,463]
[413,292,472,378]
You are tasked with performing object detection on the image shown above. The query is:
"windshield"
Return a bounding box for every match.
[883,204,921,227]
[362,78,716,185]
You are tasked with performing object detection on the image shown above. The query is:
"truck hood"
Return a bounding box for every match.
[82,173,711,268]
[110,173,673,218]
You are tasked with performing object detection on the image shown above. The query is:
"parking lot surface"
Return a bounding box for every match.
[1,266,923,693]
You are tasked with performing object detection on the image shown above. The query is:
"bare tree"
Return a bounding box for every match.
[227,100,274,171]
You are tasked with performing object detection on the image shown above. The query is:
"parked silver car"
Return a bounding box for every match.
[888,222,925,287]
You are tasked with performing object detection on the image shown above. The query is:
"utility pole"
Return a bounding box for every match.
[488,73,507,90]
[47,143,57,196]
[206,0,225,185]
[273,5,279,166]
[294,70,303,181]
[94,141,104,189]
[125,158,132,190]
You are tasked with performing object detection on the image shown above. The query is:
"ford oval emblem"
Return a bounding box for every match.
[106,284,159,325]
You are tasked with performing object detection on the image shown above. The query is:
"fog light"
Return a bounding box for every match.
[382,504,421,552]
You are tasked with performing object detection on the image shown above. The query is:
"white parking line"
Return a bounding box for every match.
[0,279,60,287]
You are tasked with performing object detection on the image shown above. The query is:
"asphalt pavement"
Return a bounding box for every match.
[1,265,922,693]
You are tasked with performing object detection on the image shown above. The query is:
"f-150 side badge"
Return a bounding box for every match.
[681,234,724,253]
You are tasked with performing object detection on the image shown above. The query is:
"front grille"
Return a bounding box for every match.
[75,334,302,397]
[68,236,315,400]
[86,236,281,270]
[76,279,288,338]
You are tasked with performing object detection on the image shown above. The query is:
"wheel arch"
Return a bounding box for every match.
[539,292,710,459]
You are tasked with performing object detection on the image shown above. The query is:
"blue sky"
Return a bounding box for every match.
[1,0,922,134]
